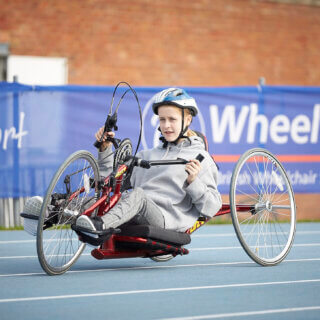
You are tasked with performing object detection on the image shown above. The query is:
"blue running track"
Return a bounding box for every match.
[0,223,320,320]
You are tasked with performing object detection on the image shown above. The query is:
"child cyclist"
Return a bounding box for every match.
[75,88,222,233]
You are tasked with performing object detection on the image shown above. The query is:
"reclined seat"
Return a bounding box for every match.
[119,224,191,246]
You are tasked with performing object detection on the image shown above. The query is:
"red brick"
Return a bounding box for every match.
[0,0,319,86]
[0,0,319,219]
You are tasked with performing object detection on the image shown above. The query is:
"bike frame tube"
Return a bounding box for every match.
[186,203,255,234]
[72,164,129,217]
[215,203,254,216]
[67,159,258,260]
[91,234,189,260]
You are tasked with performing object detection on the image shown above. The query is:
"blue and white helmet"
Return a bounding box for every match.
[152,88,199,116]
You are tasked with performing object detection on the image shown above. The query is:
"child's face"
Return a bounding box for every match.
[158,105,192,142]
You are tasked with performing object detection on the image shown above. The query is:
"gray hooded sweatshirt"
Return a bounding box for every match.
[98,135,222,232]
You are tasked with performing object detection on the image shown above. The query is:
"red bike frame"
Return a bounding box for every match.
[71,162,255,260]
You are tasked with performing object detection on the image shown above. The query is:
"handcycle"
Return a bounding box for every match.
[21,83,296,276]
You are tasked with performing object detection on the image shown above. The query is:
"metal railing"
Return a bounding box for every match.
[0,197,27,228]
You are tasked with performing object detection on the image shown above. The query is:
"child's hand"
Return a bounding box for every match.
[95,127,115,151]
[185,159,201,185]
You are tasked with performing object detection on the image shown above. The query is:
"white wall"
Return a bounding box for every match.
[7,55,68,85]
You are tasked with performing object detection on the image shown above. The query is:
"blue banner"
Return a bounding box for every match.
[0,82,319,197]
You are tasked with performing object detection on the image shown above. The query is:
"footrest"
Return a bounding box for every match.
[71,224,120,236]
[71,224,121,246]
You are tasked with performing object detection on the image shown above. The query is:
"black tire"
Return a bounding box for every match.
[230,148,296,266]
[37,150,100,275]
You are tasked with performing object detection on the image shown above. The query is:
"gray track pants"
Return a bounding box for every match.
[100,187,165,229]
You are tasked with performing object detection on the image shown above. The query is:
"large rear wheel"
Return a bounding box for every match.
[230,148,296,266]
[37,150,100,275]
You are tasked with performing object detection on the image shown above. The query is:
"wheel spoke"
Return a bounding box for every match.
[236,188,260,202]
[245,162,263,197]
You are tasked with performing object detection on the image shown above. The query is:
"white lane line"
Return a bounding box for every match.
[0,253,91,259]
[1,230,319,244]
[0,238,79,244]
[0,261,255,277]
[159,306,320,320]
[1,243,320,259]
[0,240,36,244]
[0,258,320,278]
[1,279,320,303]
[193,230,320,238]
[191,243,320,251]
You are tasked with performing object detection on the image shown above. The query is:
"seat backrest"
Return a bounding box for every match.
[194,130,219,170]
[194,130,209,152]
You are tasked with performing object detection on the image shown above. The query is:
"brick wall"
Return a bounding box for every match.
[1,0,320,86]
[0,0,319,221]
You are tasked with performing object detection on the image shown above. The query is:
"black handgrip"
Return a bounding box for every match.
[138,159,151,169]
[94,113,118,149]
[94,136,115,149]
[126,156,151,169]
[94,140,102,149]
[196,153,205,162]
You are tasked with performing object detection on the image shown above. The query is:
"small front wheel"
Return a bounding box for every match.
[37,150,100,275]
[230,148,296,266]
[150,254,174,262]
